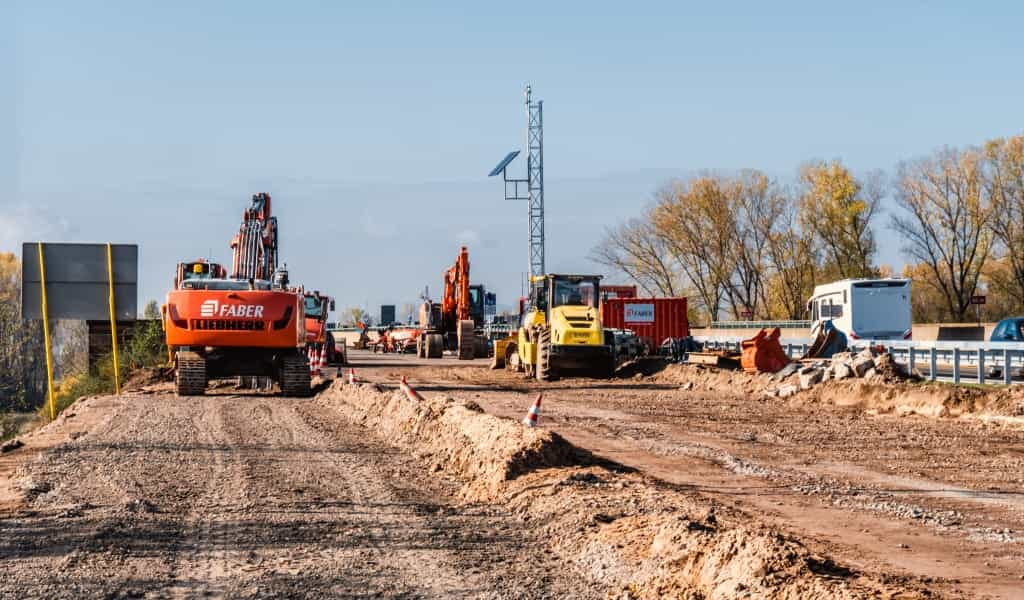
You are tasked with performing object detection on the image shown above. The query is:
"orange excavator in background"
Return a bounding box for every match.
[163,193,310,396]
[417,246,488,360]
[303,290,342,364]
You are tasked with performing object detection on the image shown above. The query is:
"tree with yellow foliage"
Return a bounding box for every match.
[984,134,1024,304]
[0,252,48,412]
[798,160,881,281]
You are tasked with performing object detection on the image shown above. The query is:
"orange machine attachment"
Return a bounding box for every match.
[740,327,791,374]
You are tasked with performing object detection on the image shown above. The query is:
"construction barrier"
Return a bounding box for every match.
[522,394,543,427]
[400,375,423,402]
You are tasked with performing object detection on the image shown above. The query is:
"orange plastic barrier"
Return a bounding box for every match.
[740,327,790,374]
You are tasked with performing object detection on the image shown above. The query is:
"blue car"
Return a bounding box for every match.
[988,317,1024,378]
[990,317,1024,342]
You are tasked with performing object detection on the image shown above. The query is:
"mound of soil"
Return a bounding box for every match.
[316,381,933,598]
[316,381,583,500]
[614,357,671,379]
[122,367,172,391]
[655,364,1024,422]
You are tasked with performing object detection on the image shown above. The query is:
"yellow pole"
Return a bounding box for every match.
[37,243,56,421]
[106,243,121,396]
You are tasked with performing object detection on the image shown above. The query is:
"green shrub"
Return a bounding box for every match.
[37,320,168,421]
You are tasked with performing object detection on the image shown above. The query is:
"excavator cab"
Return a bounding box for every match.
[500,274,614,381]
[175,260,227,289]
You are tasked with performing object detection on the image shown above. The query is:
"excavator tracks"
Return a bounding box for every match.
[280,352,312,397]
[175,351,207,396]
[457,320,475,360]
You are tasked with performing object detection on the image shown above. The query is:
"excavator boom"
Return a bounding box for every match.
[230,193,279,280]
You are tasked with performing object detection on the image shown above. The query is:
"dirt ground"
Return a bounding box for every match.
[0,385,598,598]
[1,349,1022,598]
[351,350,1024,599]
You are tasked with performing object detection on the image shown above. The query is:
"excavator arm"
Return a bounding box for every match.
[229,193,279,281]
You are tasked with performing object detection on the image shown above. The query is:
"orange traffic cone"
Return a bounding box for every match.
[348,368,358,384]
[308,346,315,374]
[522,394,543,427]
[318,344,328,373]
[400,375,423,402]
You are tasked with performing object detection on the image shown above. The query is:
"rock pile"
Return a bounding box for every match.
[765,347,911,397]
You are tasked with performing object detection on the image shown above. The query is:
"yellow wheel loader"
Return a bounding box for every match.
[492,274,615,381]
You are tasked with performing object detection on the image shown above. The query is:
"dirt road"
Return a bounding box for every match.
[3,349,1022,598]
[0,388,595,598]
[352,350,1024,599]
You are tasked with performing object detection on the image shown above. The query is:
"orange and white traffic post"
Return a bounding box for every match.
[400,375,423,402]
[522,394,543,427]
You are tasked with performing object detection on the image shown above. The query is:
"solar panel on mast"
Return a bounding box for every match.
[488,84,545,279]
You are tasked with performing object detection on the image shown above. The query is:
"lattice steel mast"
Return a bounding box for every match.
[488,84,546,279]
[525,85,545,278]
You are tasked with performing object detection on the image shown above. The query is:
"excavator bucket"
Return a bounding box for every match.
[740,327,790,374]
[802,320,848,360]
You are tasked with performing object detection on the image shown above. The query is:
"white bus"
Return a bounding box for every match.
[807,278,912,341]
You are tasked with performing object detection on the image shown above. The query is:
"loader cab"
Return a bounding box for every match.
[529,274,601,316]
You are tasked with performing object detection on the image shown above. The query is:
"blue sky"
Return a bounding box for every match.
[4,1,1023,316]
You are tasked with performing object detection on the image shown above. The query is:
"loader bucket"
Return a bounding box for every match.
[740,327,790,374]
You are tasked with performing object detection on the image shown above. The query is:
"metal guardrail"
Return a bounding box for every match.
[693,336,1024,386]
[707,320,811,329]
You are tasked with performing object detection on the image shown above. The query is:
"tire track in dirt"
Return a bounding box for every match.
[1,390,600,598]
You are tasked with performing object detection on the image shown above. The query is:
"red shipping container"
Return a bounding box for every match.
[600,297,689,351]
[600,285,637,302]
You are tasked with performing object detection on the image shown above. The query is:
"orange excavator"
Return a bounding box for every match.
[303,290,340,363]
[163,193,310,396]
[417,246,488,360]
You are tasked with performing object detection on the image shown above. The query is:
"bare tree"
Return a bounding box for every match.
[591,213,679,297]
[759,188,820,320]
[984,134,1024,307]
[892,147,993,321]
[652,178,731,321]
[724,170,785,318]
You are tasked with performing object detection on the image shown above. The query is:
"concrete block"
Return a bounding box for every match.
[852,356,875,377]
[799,368,823,390]
[778,384,799,398]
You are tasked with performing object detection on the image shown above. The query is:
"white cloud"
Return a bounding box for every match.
[0,206,78,255]
[359,209,397,240]
[455,229,480,245]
